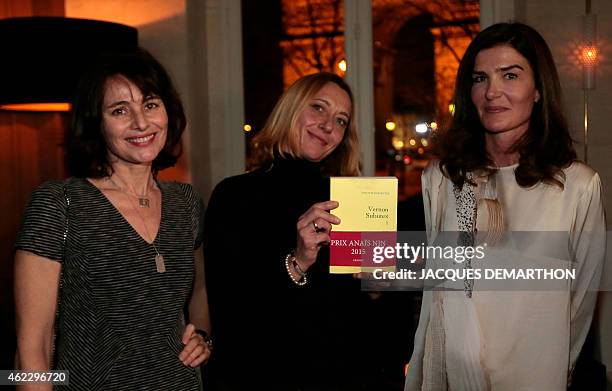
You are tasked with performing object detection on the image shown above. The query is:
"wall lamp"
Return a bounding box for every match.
[0,17,138,112]
[580,0,598,163]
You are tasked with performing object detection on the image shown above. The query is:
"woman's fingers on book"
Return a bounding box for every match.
[316,232,331,247]
[318,200,339,210]
[312,209,340,225]
[298,208,340,230]
[295,200,343,264]
[312,218,331,233]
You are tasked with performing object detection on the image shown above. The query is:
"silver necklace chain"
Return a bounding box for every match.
[107,176,166,273]
[107,176,152,208]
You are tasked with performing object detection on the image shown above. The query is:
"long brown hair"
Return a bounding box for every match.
[438,22,576,189]
[250,72,361,176]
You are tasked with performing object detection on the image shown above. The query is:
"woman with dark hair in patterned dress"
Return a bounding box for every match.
[15,48,211,390]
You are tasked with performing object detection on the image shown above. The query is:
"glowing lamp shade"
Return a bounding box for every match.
[580,46,598,67]
[0,17,138,112]
[0,103,72,112]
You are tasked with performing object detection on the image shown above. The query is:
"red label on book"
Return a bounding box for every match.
[330,231,396,271]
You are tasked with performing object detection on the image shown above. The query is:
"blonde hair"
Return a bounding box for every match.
[250,72,361,176]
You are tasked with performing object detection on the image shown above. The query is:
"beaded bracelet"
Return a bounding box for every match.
[285,253,308,286]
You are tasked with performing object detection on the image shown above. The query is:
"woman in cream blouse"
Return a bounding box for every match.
[405,23,606,391]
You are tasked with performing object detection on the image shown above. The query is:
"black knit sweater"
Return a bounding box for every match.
[203,158,370,390]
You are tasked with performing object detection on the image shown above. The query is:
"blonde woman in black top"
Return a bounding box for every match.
[204,72,376,390]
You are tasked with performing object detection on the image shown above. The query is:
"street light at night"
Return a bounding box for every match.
[392,138,404,150]
[415,123,428,134]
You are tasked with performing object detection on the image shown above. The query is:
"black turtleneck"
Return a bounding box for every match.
[203,158,371,390]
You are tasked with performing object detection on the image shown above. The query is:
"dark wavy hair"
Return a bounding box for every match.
[438,22,576,189]
[66,48,186,178]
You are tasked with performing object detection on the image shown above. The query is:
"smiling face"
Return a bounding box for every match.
[471,44,540,140]
[101,75,168,167]
[296,82,351,162]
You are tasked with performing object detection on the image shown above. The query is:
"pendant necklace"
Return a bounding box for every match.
[107,176,166,273]
[106,176,151,208]
[138,197,150,208]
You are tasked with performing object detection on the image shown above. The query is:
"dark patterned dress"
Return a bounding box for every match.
[16,178,204,390]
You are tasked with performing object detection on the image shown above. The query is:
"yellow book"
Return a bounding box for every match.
[329,177,398,274]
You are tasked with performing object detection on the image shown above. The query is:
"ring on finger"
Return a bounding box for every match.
[312,220,320,232]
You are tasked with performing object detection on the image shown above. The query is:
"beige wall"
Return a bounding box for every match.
[483,0,612,222]
[522,1,612,197]
[65,0,192,183]
[65,0,246,201]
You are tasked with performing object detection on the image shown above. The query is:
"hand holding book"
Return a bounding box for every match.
[329,177,398,274]
[294,200,341,272]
